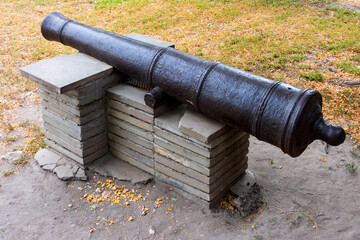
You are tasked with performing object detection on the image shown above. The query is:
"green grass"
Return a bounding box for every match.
[337,61,360,76]
[300,72,324,82]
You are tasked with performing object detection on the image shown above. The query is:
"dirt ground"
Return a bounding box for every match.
[0,101,359,240]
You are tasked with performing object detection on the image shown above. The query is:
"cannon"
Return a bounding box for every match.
[40,12,345,157]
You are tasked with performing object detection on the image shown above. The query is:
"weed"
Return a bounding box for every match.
[3,170,15,177]
[2,136,16,142]
[95,0,124,8]
[272,217,278,223]
[345,162,358,174]
[300,72,324,82]
[351,149,360,160]
[7,123,14,131]
[272,52,280,58]
[290,55,303,62]
[298,64,308,69]
[337,61,360,76]
[253,234,264,240]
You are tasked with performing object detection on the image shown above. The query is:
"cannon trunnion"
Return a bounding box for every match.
[41,12,345,157]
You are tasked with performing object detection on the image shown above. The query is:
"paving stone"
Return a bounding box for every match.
[53,165,75,180]
[34,148,62,167]
[154,134,249,167]
[154,105,236,148]
[108,125,153,150]
[107,99,153,124]
[46,139,108,165]
[155,157,247,194]
[108,133,153,158]
[109,141,153,167]
[154,144,248,184]
[46,130,108,157]
[42,100,105,125]
[106,84,178,116]
[107,107,153,131]
[1,151,23,164]
[178,107,231,144]
[110,147,154,175]
[156,162,247,201]
[107,116,153,141]
[40,92,104,117]
[87,152,153,184]
[42,109,106,140]
[125,32,175,48]
[20,53,113,93]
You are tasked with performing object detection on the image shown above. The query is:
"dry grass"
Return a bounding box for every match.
[0,0,359,154]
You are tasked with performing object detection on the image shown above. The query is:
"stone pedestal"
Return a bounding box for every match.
[20,53,121,165]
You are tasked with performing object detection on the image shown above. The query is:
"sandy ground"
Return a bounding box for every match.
[0,101,359,240]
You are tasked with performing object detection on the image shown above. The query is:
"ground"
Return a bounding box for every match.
[1,0,360,239]
[0,102,359,240]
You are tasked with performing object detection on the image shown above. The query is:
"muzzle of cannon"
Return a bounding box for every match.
[40,12,345,157]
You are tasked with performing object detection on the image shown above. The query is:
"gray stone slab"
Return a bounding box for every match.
[107,107,153,132]
[42,109,106,140]
[154,105,236,148]
[107,99,154,124]
[107,116,153,141]
[108,125,153,150]
[154,134,249,167]
[155,157,247,194]
[42,100,105,125]
[39,87,79,107]
[20,53,113,93]
[87,152,153,184]
[34,148,62,167]
[155,127,246,158]
[108,133,153,158]
[46,139,108,165]
[156,162,247,201]
[40,94,104,117]
[154,144,248,184]
[109,141,153,167]
[46,130,108,157]
[110,147,154,175]
[125,32,175,48]
[178,107,231,144]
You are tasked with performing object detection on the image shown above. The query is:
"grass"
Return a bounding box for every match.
[0,0,359,146]
[345,162,358,174]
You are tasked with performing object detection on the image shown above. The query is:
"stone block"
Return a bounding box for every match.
[46,139,108,165]
[107,116,153,141]
[109,141,153,167]
[108,133,153,158]
[154,134,249,167]
[20,53,113,93]
[42,109,106,140]
[107,99,154,124]
[42,100,105,125]
[108,125,153,150]
[110,147,154,175]
[107,107,153,131]
[125,33,175,48]
[178,107,231,144]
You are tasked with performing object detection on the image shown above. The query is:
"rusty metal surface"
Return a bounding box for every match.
[40,12,346,157]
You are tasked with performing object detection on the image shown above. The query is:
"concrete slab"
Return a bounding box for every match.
[107,116,153,141]
[108,125,153,150]
[107,99,154,124]
[87,152,153,184]
[125,32,175,48]
[110,147,154,175]
[108,133,153,158]
[20,53,113,93]
[107,107,153,132]
[109,141,153,167]
[178,107,230,144]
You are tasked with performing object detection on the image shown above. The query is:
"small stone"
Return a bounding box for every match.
[149,227,155,235]
[68,204,73,208]
[329,66,338,73]
[54,165,75,180]
[1,151,23,164]
[75,168,87,181]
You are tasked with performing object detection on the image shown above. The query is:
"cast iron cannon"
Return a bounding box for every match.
[40,12,345,157]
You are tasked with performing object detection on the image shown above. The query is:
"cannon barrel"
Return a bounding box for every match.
[41,12,345,157]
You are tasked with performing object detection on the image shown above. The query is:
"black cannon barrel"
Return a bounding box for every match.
[41,12,345,157]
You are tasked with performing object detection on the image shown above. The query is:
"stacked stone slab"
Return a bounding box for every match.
[154,105,249,208]
[106,83,177,175]
[20,53,120,165]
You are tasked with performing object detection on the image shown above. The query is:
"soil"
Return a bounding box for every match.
[0,102,360,240]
